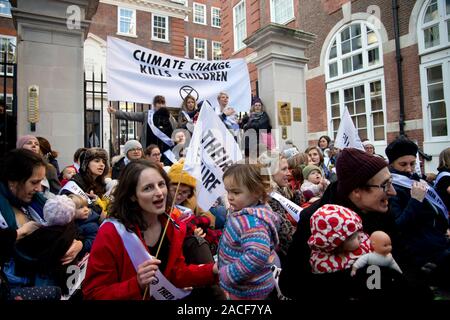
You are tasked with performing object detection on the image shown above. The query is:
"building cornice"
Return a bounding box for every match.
[100,0,189,19]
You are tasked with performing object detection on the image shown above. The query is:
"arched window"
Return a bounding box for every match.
[418,0,450,141]
[325,21,386,143]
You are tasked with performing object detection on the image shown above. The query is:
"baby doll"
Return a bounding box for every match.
[351,231,402,276]
[300,165,330,203]
[308,204,372,274]
[222,106,240,131]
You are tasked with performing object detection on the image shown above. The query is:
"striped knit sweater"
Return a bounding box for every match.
[218,204,279,300]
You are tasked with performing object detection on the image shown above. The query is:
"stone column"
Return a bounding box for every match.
[12,0,98,167]
[244,24,315,152]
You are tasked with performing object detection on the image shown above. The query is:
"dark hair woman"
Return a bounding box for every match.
[82,160,218,300]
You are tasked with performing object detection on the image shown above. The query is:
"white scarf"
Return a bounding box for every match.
[269,191,303,223]
[147,110,175,147]
[105,219,190,300]
[391,173,448,220]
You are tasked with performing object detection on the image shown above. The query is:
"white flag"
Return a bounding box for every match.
[106,37,251,112]
[183,102,242,210]
[334,107,364,151]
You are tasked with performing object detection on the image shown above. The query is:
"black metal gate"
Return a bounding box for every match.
[0,48,17,157]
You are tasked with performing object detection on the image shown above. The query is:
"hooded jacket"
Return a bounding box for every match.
[218,204,279,299]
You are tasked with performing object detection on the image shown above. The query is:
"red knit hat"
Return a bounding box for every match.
[336,148,387,196]
[308,204,371,273]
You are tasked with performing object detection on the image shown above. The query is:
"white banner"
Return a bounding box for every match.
[334,107,364,151]
[183,102,242,210]
[106,37,251,113]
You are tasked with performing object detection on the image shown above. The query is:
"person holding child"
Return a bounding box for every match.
[218,163,279,300]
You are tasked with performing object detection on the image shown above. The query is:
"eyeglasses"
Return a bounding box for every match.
[365,178,393,193]
[128,148,142,152]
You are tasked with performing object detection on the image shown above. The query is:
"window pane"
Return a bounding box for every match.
[368,47,379,65]
[341,27,350,41]
[367,30,378,45]
[346,102,355,115]
[344,88,353,102]
[354,85,365,100]
[424,25,440,48]
[272,0,294,24]
[424,0,438,23]
[341,40,351,55]
[371,96,383,111]
[330,91,339,104]
[357,115,367,127]
[427,65,443,83]
[329,43,337,59]
[351,36,362,50]
[342,57,352,73]
[331,105,340,117]
[351,24,361,37]
[370,81,382,96]
[358,129,367,140]
[431,119,448,136]
[430,101,447,118]
[447,0,450,14]
[0,0,11,15]
[329,62,338,78]
[352,54,363,71]
[333,119,341,132]
[428,83,444,101]
[448,20,450,42]
[356,99,365,114]
[373,112,384,126]
[374,127,385,141]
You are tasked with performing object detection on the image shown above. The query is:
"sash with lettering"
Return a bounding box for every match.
[391,173,448,220]
[174,205,194,223]
[269,192,303,223]
[59,181,92,204]
[105,218,191,300]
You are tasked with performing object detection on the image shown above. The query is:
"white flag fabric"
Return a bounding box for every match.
[183,102,242,210]
[334,107,364,151]
[106,37,251,112]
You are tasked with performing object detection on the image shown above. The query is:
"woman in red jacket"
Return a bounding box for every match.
[82,160,218,300]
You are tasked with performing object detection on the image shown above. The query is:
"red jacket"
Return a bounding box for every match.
[82,216,216,300]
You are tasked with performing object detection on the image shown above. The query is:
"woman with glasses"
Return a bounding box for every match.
[386,137,450,290]
[279,148,430,301]
[111,140,143,179]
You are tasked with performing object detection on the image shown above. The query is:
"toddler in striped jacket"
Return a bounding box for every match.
[218,163,279,300]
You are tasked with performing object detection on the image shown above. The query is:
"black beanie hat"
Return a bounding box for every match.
[385,137,418,164]
[336,148,388,196]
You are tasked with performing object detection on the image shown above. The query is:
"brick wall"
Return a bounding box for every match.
[0,16,16,36]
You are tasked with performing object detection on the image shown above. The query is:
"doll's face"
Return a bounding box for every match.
[370,232,392,256]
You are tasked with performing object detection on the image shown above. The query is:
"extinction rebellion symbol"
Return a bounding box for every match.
[179,85,199,101]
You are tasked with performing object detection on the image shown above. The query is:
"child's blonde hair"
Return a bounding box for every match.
[223,163,271,203]
[438,147,450,171]
[68,194,89,209]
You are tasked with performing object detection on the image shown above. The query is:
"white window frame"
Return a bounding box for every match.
[326,21,383,82]
[212,41,222,60]
[233,0,247,53]
[270,0,294,25]
[193,2,207,25]
[211,7,221,28]
[326,71,388,144]
[185,36,189,58]
[418,0,450,54]
[0,0,11,17]
[117,7,136,37]
[419,55,450,141]
[0,35,16,77]
[194,38,207,60]
[151,14,169,43]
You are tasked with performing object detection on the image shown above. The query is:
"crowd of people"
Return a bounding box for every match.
[0,92,449,301]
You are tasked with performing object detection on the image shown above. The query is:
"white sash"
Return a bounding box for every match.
[175,205,194,223]
[434,171,450,187]
[163,149,177,164]
[105,219,190,300]
[147,110,175,147]
[391,173,448,220]
[0,210,8,229]
[182,111,192,123]
[59,181,92,204]
[269,192,302,222]
[61,253,89,300]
